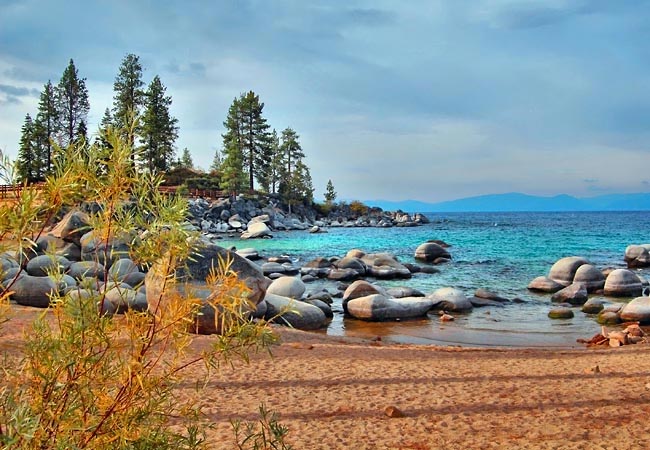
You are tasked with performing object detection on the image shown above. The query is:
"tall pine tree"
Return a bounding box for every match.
[55,59,89,148]
[34,81,58,174]
[140,75,178,173]
[221,91,272,192]
[112,54,145,131]
[278,127,313,210]
[324,179,337,204]
[16,114,40,183]
[268,129,282,194]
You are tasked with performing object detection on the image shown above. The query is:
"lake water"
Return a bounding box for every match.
[215,211,650,348]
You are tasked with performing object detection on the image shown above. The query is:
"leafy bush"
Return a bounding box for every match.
[0,128,287,449]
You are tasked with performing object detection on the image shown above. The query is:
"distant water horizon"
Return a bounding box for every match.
[216,211,650,348]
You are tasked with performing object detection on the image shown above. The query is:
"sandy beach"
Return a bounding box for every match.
[3,307,650,449]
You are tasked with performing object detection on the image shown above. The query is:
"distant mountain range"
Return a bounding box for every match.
[365,192,650,213]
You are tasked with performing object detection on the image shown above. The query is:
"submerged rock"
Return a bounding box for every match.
[528,276,563,293]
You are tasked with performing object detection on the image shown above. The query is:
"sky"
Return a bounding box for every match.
[1,0,650,203]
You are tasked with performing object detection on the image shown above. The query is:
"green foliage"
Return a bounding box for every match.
[232,404,293,450]
[112,53,145,134]
[55,58,90,148]
[34,80,58,174]
[141,75,179,173]
[210,148,222,173]
[16,114,41,183]
[221,91,272,192]
[278,128,313,208]
[0,128,285,448]
[179,148,194,169]
[324,179,336,204]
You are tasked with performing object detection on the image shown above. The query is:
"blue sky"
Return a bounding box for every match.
[1,0,649,202]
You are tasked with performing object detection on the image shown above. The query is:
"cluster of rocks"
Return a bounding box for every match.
[530,256,650,324]
[1,210,147,315]
[578,324,648,348]
[186,195,430,238]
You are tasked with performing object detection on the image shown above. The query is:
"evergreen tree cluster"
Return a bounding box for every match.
[217,91,314,207]
[17,55,179,182]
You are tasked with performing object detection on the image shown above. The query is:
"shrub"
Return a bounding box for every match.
[0,128,285,449]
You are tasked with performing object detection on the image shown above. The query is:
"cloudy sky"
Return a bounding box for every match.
[1,0,649,202]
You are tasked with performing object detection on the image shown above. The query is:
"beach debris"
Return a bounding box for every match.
[384,406,405,418]
[440,313,455,322]
[577,323,648,347]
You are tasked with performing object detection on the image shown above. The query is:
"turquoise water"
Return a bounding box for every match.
[215,212,650,347]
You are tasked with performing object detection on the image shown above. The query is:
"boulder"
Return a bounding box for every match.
[236,248,261,260]
[429,287,473,312]
[414,242,451,262]
[386,287,425,298]
[172,241,270,305]
[573,264,605,293]
[624,244,650,268]
[527,276,563,293]
[548,256,589,286]
[50,209,91,246]
[105,286,148,314]
[266,276,306,299]
[264,293,326,330]
[334,257,367,276]
[620,297,650,324]
[551,282,588,305]
[10,275,57,307]
[108,258,140,283]
[346,294,434,321]
[327,268,360,282]
[342,280,387,312]
[302,299,333,318]
[597,310,621,325]
[362,253,411,279]
[68,261,106,280]
[603,269,643,297]
[581,298,606,314]
[548,307,574,319]
[25,254,71,277]
[241,221,271,239]
[474,289,509,303]
[80,230,133,266]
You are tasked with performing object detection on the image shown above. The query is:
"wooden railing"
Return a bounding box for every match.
[0,183,227,200]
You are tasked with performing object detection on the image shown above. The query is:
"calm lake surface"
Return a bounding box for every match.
[216,211,650,348]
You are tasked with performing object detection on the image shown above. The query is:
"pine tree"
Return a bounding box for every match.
[325,179,337,204]
[33,81,58,174]
[112,54,145,135]
[16,114,39,183]
[220,140,246,194]
[180,148,193,169]
[268,129,282,194]
[140,75,178,173]
[221,91,272,192]
[279,127,304,181]
[55,59,90,147]
[278,128,313,211]
[209,148,222,173]
[96,108,113,150]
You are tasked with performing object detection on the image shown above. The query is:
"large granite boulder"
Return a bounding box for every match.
[429,287,473,312]
[105,286,148,313]
[25,254,71,277]
[264,293,326,330]
[50,209,91,246]
[624,244,650,268]
[175,241,270,305]
[68,261,106,280]
[108,258,140,283]
[361,253,411,279]
[342,280,387,312]
[414,242,451,262]
[241,222,271,239]
[346,294,434,321]
[528,276,564,293]
[548,256,589,287]
[333,257,367,276]
[573,264,605,293]
[266,276,306,299]
[620,297,650,324]
[603,269,643,297]
[551,282,588,305]
[80,230,134,266]
[10,275,58,307]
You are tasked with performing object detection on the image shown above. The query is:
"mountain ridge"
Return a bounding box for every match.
[365,192,650,213]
